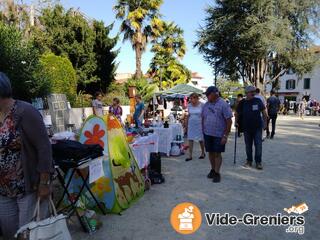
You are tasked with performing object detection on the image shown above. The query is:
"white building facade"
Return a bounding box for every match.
[275,66,320,103]
[189,72,208,92]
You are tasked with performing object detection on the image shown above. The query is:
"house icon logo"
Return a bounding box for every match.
[170,202,202,235]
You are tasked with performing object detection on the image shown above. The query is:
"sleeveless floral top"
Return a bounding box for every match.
[0,102,25,197]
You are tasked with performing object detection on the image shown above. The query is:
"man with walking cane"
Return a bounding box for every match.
[234,127,238,165]
[235,86,268,170]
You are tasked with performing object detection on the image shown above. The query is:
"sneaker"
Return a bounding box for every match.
[207,169,215,179]
[213,173,221,183]
[256,163,263,170]
[185,158,193,162]
[243,161,253,168]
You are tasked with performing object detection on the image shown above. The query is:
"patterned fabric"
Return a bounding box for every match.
[0,103,25,197]
[109,105,123,122]
[202,98,233,138]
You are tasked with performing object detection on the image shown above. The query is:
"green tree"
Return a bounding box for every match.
[103,82,130,106]
[150,59,191,89]
[34,53,78,104]
[125,78,159,101]
[0,22,43,100]
[196,0,320,91]
[216,77,243,98]
[88,20,119,94]
[151,22,186,59]
[32,5,119,94]
[0,0,29,29]
[149,22,190,89]
[32,5,96,89]
[114,0,163,78]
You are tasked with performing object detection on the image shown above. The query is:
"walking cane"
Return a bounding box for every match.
[234,127,238,165]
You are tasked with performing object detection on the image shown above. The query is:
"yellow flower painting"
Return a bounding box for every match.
[91,177,112,199]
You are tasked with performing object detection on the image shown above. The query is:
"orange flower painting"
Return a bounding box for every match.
[107,115,122,129]
[84,124,105,148]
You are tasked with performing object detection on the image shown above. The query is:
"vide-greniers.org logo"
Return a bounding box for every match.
[171,202,308,235]
[205,213,305,235]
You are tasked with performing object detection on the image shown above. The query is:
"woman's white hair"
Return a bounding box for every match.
[0,72,12,98]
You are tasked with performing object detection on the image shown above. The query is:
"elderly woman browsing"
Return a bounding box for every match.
[0,72,54,239]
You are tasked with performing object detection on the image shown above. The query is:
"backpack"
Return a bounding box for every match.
[148,169,165,185]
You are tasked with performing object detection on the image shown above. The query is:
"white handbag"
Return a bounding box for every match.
[16,198,72,240]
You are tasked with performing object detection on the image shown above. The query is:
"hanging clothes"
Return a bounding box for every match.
[183,96,188,109]
[164,99,167,109]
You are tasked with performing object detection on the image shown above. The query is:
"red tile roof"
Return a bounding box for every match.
[191,72,203,80]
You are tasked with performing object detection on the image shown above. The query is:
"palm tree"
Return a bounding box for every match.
[114,0,163,79]
[149,21,190,88]
[151,21,186,59]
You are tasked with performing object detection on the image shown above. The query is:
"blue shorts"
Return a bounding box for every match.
[204,134,226,153]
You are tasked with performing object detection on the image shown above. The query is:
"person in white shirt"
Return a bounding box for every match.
[92,91,104,117]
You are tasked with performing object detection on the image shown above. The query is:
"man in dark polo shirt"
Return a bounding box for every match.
[236,86,268,170]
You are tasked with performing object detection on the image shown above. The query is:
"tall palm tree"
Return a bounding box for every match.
[151,21,186,59]
[149,21,190,88]
[114,0,163,79]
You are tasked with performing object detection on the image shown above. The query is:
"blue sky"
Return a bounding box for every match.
[25,0,320,86]
[31,0,215,86]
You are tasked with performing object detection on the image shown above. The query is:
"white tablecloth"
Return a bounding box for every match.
[170,123,184,141]
[151,123,184,156]
[130,134,159,169]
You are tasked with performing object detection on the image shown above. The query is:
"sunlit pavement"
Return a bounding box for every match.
[72,115,320,240]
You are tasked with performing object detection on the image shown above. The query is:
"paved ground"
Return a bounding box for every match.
[73,115,320,240]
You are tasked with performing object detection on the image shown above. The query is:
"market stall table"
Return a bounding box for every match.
[130,133,159,169]
[170,123,184,140]
[150,123,184,156]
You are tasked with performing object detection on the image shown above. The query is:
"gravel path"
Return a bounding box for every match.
[72,115,320,240]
